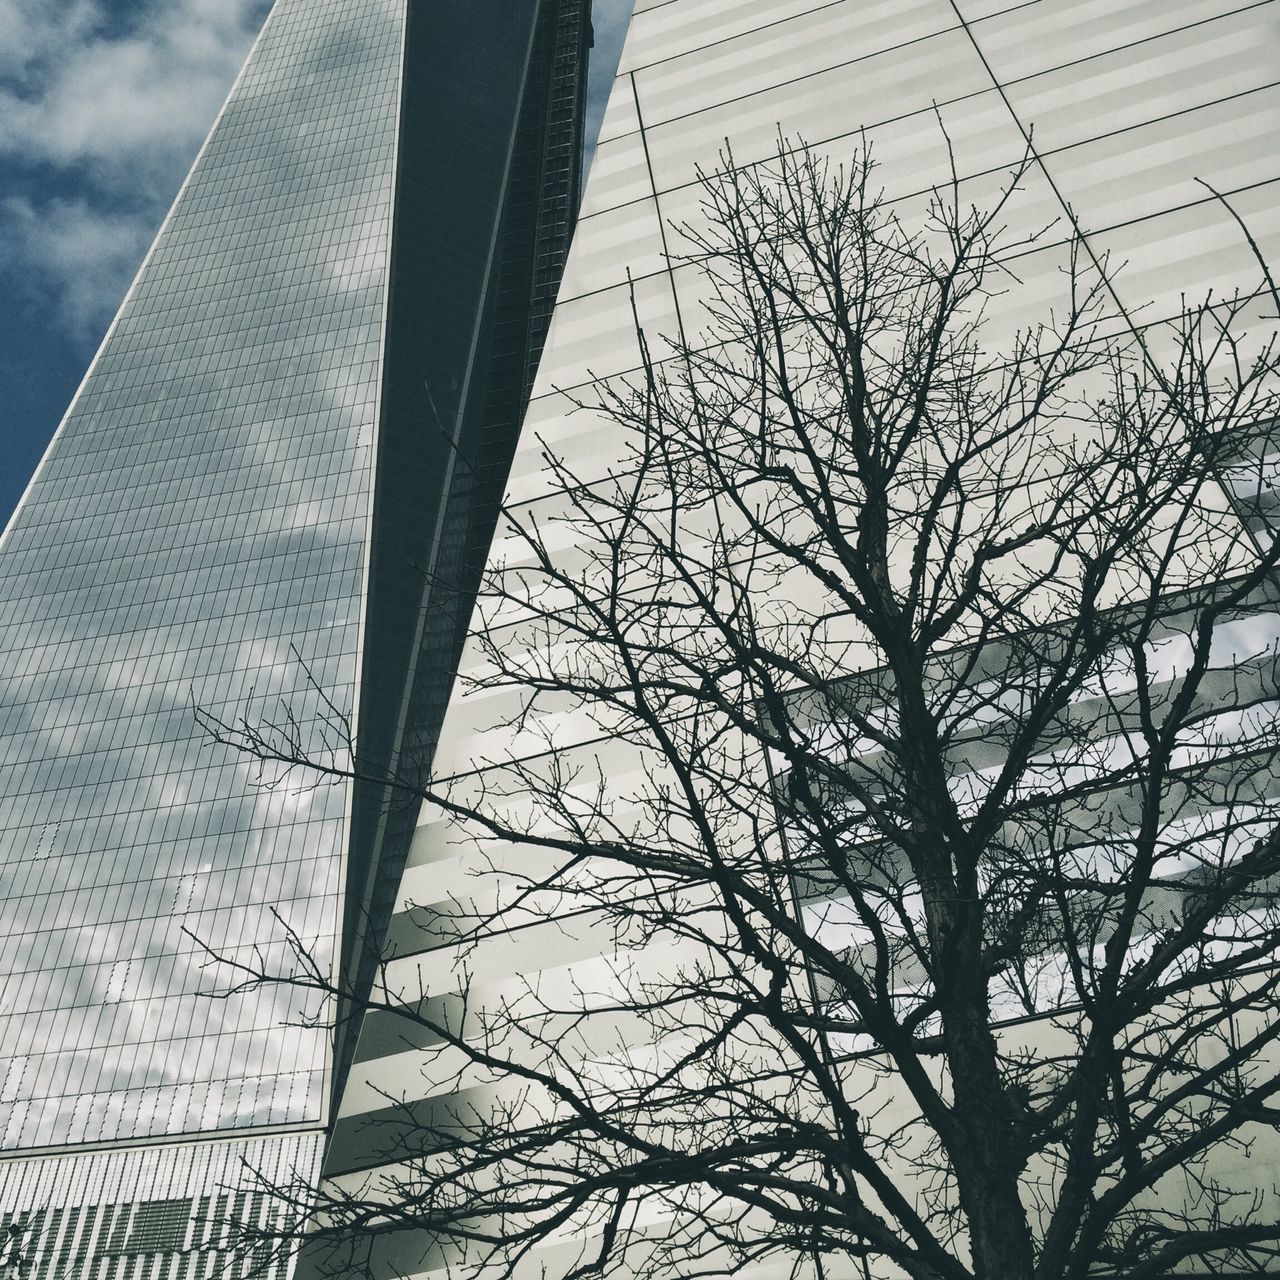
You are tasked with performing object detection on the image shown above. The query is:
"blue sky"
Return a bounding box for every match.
[0,0,633,526]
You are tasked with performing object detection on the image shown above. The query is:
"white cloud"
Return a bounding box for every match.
[2,195,154,342]
[0,0,265,342]
[0,0,265,174]
[0,0,98,82]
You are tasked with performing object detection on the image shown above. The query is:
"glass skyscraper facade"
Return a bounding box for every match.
[0,0,591,1274]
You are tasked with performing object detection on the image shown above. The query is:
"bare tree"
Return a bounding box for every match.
[204,139,1280,1280]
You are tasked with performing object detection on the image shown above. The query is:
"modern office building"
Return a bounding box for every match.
[0,0,592,1275]
[315,0,1280,1277]
[4,0,1280,1278]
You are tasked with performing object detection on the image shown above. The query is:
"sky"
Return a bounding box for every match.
[0,0,634,527]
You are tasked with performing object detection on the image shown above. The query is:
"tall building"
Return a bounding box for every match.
[4,0,1279,1277]
[316,0,1280,1277]
[0,0,592,1274]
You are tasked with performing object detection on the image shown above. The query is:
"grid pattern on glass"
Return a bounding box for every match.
[0,0,404,1150]
[0,1131,322,1280]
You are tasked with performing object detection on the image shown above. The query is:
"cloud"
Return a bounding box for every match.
[3,194,155,342]
[0,0,98,82]
[0,0,266,341]
[1,1,265,189]
[0,0,266,155]
[592,0,634,61]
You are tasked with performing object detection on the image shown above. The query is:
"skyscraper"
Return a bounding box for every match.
[0,1,591,1274]
[5,0,1280,1277]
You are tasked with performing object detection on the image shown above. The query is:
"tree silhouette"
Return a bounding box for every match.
[204,139,1280,1280]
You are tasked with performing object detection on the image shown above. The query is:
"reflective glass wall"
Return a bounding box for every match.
[0,0,405,1153]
